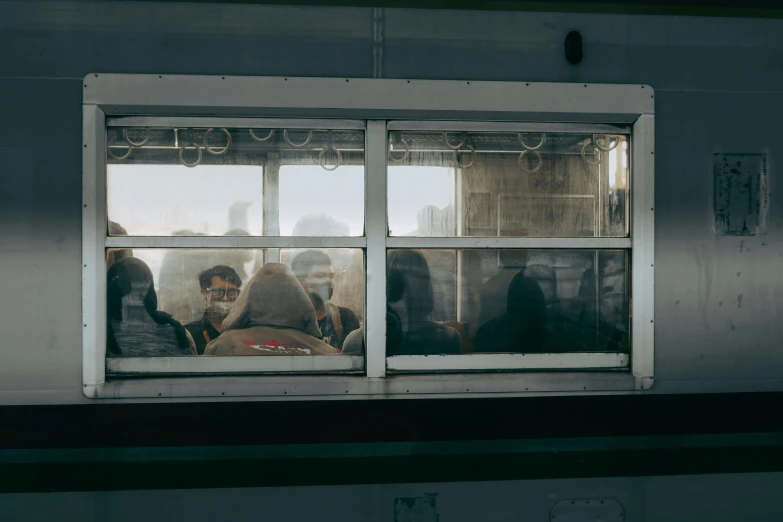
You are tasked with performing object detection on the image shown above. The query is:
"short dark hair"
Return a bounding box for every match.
[290,250,333,280]
[198,265,242,291]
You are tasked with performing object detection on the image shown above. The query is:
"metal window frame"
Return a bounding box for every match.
[92,115,370,381]
[83,74,654,399]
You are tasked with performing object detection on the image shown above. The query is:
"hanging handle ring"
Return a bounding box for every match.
[249,129,275,142]
[388,134,410,163]
[519,132,546,151]
[319,146,342,172]
[519,150,543,173]
[593,134,619,152]
[122,128,150,148]
[284,129,313,148]
[203,128,232,156]
[456,144,476,169]
[107,144,133,161]
[179,143,203,168]
[443,132,467,150]
[581,141,601,165]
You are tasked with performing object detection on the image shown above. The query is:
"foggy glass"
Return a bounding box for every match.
[386,249,629,355]
[106,126,365,237]
[387,131,629,238]
[106,248,364,357]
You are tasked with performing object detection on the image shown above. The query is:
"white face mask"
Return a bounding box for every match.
[209,300,234,317]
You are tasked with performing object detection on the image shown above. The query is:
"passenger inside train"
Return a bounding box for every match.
[184,265,243,355]
[107,257,197,357]
[473,271,547,353]
[290,250,361,350]
[203,263,338,356]
[386,250,462,355]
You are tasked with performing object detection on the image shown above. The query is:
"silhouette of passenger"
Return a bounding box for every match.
[474,271,547,353]
[107,257,196,357]
[291,250,360,350]
[204,263,338,356]
[386,250,461,355]
[184,265,243,355]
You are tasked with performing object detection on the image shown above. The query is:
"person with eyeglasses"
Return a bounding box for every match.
[184,265,243,355]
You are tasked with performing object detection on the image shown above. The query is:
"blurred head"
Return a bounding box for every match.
[107,257,158,322]
[506,271,547,351]
[291,250,335,309]
[198,265,242,322]
[387,250,434,324]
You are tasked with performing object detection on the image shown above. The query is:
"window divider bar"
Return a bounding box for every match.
[106,117,366,130]
[387,121,632,134]
[386,237,632,250]
[387,353,629,372]
[104,236,367,249]
[365,120,388,378]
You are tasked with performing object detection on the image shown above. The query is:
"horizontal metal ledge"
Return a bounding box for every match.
[104,236,366,249]
[107,117,366,130]
[388,121,631,134]
[385,237,632,249]
[85,76,654,119]
[87,371,639,399]
[387,353,629,372]
[107,355,364,375]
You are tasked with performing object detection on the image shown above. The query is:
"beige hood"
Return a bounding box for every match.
[221,263,323,338]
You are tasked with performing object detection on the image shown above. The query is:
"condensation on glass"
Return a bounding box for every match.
[387,131,628,237]
[105,248,365,358]
[106,126,365,237]
[386,249,629,356]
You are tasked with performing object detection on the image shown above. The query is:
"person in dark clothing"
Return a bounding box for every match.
[290,250,360,351]
[473,270,547,353]
[184,265,243,355]
[107,257,196,357]
[386,250,461,355]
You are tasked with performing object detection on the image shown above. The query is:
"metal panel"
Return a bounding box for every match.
[631,114,655,388]
[82,105,107,393]
[107,356,364,375]
[365,120,388,378]
[387,353,629,372]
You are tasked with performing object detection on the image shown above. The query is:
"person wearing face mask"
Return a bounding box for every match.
[290,250,360,351]
[184,265,243,355]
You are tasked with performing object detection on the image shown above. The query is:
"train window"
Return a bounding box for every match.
[384,125,640,373]
[83,76,653,397]
[101,123,367,376]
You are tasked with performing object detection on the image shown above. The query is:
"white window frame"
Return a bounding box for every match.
[83,74,654,399]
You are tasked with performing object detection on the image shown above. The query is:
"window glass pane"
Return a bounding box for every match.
[386,249,629,356]
[106,248,364,357]
[387,131,628,237]
[107,126,364,236]
[279,166,364,236]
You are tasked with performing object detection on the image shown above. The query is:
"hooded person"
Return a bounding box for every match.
[107,257,197,357]
[203,263,339,356]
